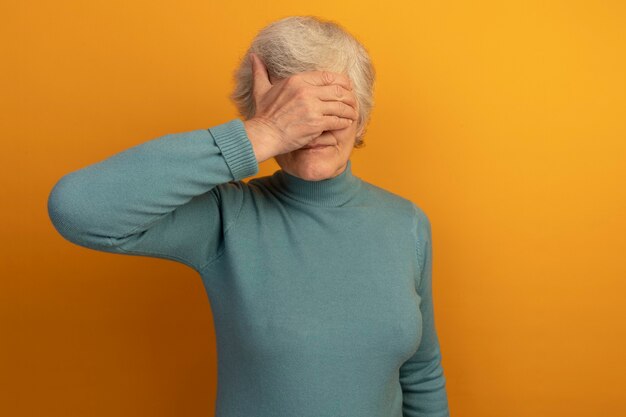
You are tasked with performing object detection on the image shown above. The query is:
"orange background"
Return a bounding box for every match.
[2,1,625,416]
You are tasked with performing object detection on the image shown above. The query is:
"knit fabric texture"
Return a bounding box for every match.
[47,118,450,417]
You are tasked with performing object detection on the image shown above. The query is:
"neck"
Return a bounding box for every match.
[269,160,361,207]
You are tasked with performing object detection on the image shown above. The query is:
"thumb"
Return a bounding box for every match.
[249,53,272,102]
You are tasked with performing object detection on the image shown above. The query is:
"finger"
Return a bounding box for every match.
[316,84,358,111]
[321,115,354,131]
[319,100,359,121]
[301,70,353,91]
[250,53,272,100]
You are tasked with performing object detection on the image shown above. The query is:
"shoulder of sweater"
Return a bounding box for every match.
[358,180,432,240]
[214,175,429,225]
[358,179,422,213]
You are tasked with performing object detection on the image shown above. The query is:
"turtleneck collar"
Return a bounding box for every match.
[268,159,362,207]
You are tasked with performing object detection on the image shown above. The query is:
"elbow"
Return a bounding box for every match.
[47,174,110,249]
[47,174,83,244]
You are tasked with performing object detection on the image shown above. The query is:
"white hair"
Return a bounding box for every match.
[230,15,376,148]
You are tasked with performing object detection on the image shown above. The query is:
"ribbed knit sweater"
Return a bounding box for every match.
[47,118,450,417]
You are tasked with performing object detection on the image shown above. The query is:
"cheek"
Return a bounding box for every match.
[335,126,356,145]
[325,128,356,145]
[340,130,357,148]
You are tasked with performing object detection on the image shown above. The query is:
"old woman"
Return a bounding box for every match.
[48,15,450,417]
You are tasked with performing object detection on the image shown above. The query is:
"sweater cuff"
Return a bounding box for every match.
[208,118,259,181]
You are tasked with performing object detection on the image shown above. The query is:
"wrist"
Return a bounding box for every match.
[243,118,279,163]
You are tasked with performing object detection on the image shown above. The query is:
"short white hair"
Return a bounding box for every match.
[230,15,376,148]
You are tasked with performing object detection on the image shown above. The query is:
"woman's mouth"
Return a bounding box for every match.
[301,145,332,150]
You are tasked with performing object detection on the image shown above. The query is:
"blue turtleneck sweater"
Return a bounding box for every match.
[47,118,450,417]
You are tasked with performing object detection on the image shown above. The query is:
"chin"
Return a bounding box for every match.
[281,157,346,181]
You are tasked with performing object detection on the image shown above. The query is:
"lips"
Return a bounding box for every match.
[302,144,332,149]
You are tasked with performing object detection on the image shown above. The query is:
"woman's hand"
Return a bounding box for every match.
[243,52,359,163]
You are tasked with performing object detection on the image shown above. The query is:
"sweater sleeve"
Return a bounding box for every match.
[47,118,258,274]
[399,206,450,417]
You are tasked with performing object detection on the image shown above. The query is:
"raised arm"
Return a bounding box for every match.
[47,119,258,274]
[399,206,451,416]
[47,54,361,275]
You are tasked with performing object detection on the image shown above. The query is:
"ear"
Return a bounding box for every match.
[249,53,272,99]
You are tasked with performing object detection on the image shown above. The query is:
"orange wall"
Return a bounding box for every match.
[2,1,625,416]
